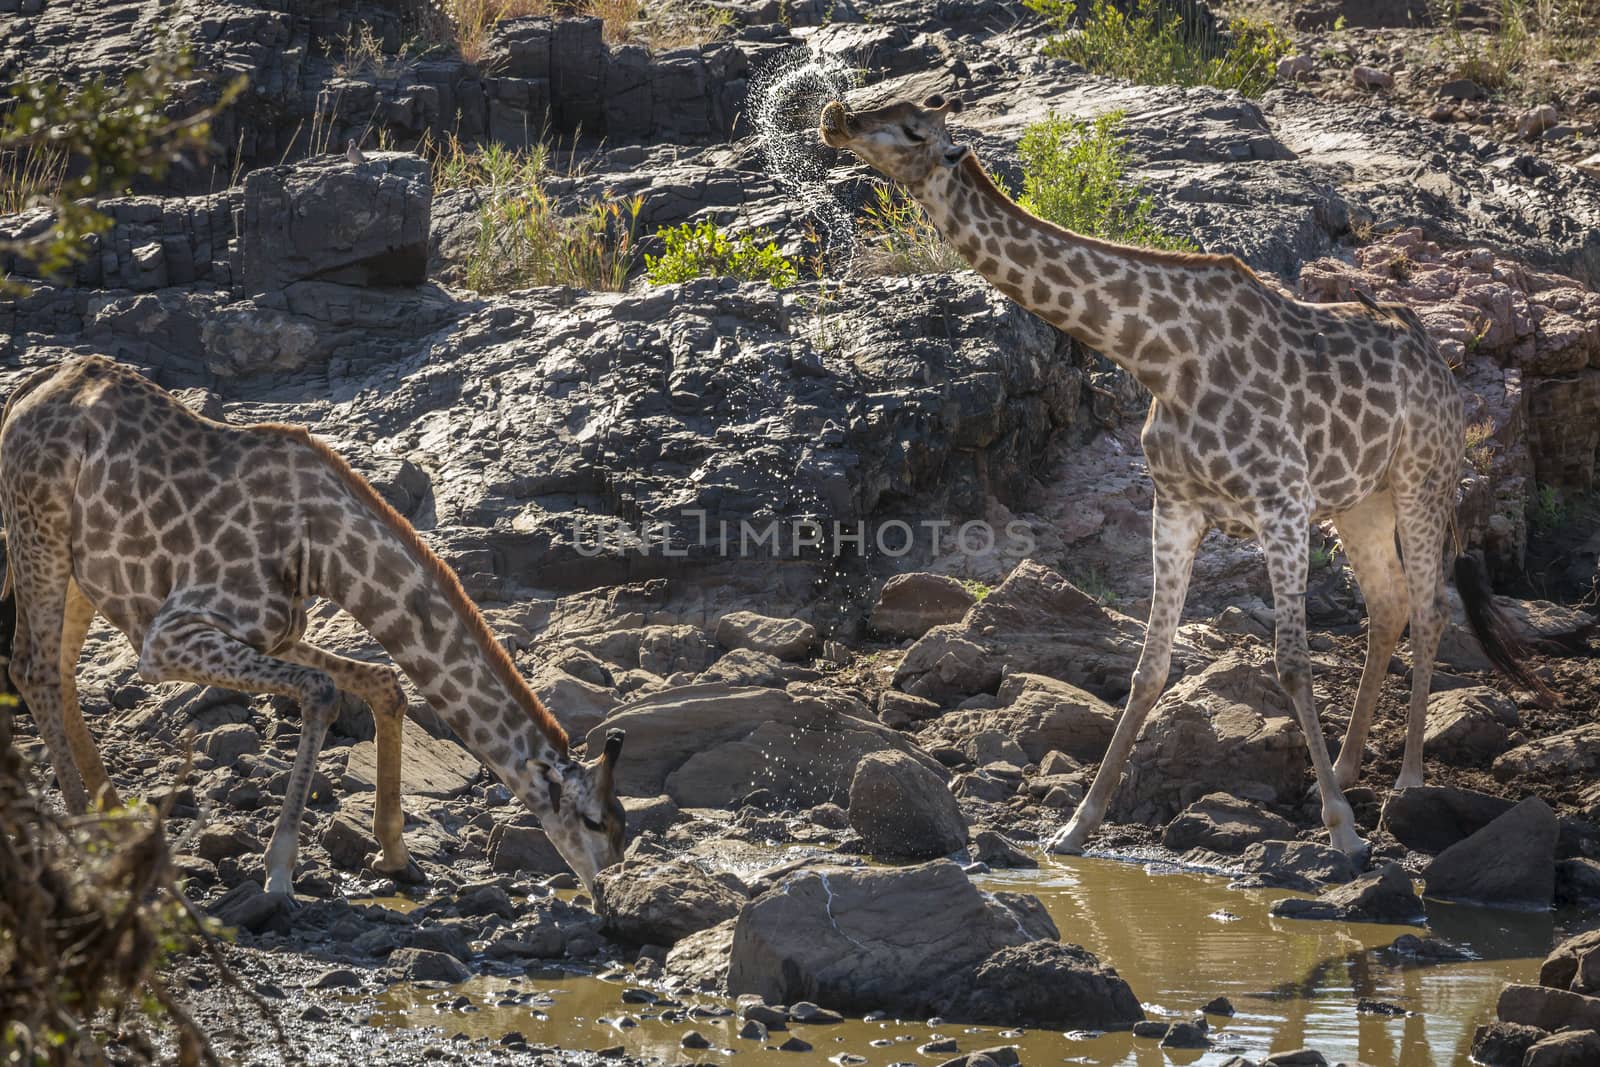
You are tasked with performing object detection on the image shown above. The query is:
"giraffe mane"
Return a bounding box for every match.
[956,153,1268,283]
[271,425,571,754]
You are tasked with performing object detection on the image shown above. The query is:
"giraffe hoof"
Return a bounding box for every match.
[369,854,426,885]
[1044,826,1086,856]
[263,874,300,903]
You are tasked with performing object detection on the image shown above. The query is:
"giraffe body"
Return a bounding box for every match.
[822,96,1548,856]
[0,356,626,896]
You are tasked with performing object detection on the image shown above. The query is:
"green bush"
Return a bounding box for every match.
[1017,110,1196,251]
[466,190,640,293]
[645,218,799,288]
[1025,0,1290,97]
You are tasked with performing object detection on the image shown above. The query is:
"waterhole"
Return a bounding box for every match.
[363,855,1551,1066]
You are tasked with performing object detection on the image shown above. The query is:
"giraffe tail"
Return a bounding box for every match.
[0,560,15,700]
[1454,553,1559,708]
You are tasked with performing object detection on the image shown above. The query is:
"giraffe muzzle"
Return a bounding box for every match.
[819,101,850,146]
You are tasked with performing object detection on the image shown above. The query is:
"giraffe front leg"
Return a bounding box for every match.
[6,544,89,814]
[1047,498,1207,855]
[1261,512,1365,859]
[59,579,120,810]
[279,642,418,881]
[1395,493,1449,791]
[140,614,340,899]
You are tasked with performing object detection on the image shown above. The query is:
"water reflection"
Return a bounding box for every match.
[363,856,1550,1067]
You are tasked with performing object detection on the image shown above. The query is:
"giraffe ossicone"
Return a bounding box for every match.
[0,356,627,898]
[822,94,1554,859]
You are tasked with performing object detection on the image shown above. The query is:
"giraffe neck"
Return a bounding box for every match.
[303,460,568,811]
[911,153,1252,404]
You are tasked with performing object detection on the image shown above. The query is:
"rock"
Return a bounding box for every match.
[488,823,570,876]
[309,968,362,990]
[848,751,969,859]
[965,730,1028,769]
[1351,66,1393,90]
[777,1037,812,1052]
[1439,78,1488,100]
[528,667,620,737]
[389,947,472,984]
[1494,725,1600,783]
[726,860,1066,1019]
[320,814,378,870]
[197,722,261,763]
[1160,1021,1210,1048]
[699,648,819,688]
[409,923,472,961]
[1539,930,1600,993]
[1556,858,1600,907]
[1162,793,1296,853]
[739,1000,788,1028]
[808,802,849,830]
[595,859,745,945]
[1423,797,1557,907]
[664,918,737,990]
[1517,105,1560,140]
[788,1001,842,1023]
[1269,863,1424,923]
[936,1049,1019,1067]
[680,1031,711,1050]
[588,683,943,809]
[878,690,943,729]
[939,940,1145,1031]
[1232,841,1358,890]
[897,562,1198,704]
[343,729,481,798]
[1116,653,1310,824]
[1497,983,1600,1031]
[1276,55,1313,81]
[1423,687,1518,765]
[1522,1030,1600,1067]
[196,824,261,863]
[972,830,1036,869]
[457,884,517,920]
[714,612,815,661]
[1202,995,1235,1016]
[241,153,430,296]
[208,881,291,935]
[1472,1021,1548,1067]
[1381,786,1517,854]
[623,794,680,838]
[738,1018,767,1041]
[1264,1052,1326,1067]
[869,573,976,639]
[920,673,1117,764]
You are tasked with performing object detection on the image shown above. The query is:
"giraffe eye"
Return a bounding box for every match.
[903,126,926,143]
[581,814,606,832]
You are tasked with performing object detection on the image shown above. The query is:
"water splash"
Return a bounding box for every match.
[748,46,860,266]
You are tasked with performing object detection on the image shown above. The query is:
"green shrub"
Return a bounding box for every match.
[1017,110,1196,251]
[645,218,799,288]
[1025,0,1290,97]
[855,184,968,276]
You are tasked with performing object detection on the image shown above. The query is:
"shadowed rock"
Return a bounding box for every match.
[1423,796,1557,908]
[848,750,969,859]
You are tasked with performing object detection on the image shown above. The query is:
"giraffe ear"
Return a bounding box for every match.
[602,729,625,764]
[946,97,964,115]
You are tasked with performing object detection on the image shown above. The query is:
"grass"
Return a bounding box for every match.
[1430,0,1600,92]
[0,144,68,216]
[420,134,641,292]
[644,218,799,288]
[1017,111,1197,251]
[1529,482,1566,531]
[1068,564,1120,606]
[854,184,968,276]
[431,0,731,64]
[960,578,994,602]
[1464,418,1497,474]
[1025,0,1290,97]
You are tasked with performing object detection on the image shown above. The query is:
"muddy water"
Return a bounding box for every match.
[363,856,1551,1066]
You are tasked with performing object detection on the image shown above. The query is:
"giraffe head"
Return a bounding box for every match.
[819,94,968,186]
[531,728,627,893]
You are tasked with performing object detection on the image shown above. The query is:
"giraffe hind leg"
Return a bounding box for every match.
[140,611,339,898]
[1330,492,1408,791]
[59,578,120,810]
[278,641,417,880]
[1394,490,1450,790]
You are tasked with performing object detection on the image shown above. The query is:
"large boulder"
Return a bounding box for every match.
[869,573,977,639]
[595,859,745,945]
[895,561,1202,704]
[664,918,737,990]
[1381,786,1517,854]
[585,683,945,808]
[1493,725,1600,782]
[1497,983,1600,1032]
[725,861,1141,1028]
[1423,687,1519,765]
[1269,863,1424,923]
[1423,796,1558,908]
[1114,653,1309,824]
[1162,793,1297,853]
[714,612,816,661]
[919,674,1117,764]
[240,153,430,295]
[1539,930,1600,994]
[848,751,969,859]
[342,728,481,798]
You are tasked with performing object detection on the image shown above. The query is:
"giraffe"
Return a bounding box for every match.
[820,95,1551,857]
[0,355,627,897]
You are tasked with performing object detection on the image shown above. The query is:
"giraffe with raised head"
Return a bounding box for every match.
[821,95,1550,857]
[0,355,627,896]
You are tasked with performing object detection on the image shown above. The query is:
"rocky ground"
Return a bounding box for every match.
[4,0,1600,1064]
